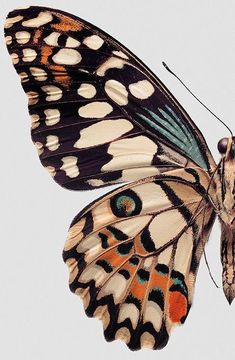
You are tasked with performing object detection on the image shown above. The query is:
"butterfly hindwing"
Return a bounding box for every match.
[4,6,216,190]
[63,168,216,350]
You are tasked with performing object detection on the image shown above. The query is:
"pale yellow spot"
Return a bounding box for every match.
[44,109,60,126]
[46,135,60,151]
[27,91,39,105]
[10,53,19,65]
[44,32,60,46]
[96,57,127,76]
[30,67,47,81]
[60,156,79,178]
[74,119,133,148]
[22,48,37,62]
[112,50,129,59]
[5,36,12,45]
[78,102,113,118]
[77,83,96,99]
[15,31,30,44]
[105,79,128,105]
[83,35,104,50]
[66,37,80,48]
[22,11,53,27]
[41,85,62,101]
[34,141,44,155]
[5,15,23,29]
[129,80,155,99]
[52,49,82,65]
[30,114,40,129]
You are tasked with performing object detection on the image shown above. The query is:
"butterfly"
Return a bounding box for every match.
[4,5,235,351]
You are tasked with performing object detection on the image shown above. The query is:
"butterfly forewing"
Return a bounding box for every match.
[4,6,216,191]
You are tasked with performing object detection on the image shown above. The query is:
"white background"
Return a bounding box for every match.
[1,1,235,359]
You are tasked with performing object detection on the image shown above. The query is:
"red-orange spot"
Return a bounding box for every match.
[33,29,41,43]
[51,12,83,31]
[169,291,187,323]
[41,46,53,65]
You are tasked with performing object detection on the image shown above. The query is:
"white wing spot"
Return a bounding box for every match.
[74,119,133,148]
[129,80,155,100]
[60,156,79,178]
[52,49,82,65]
[41,85,62,101]
[46,135,60,151]
[27,91,39,105]
[31,114,40,129]
[5,36,12,45]
[78,102,113,118]
[4,15,23,29]
[30,67,47,81]
[22,48,37,62]
[44,109,60,126]
[77,83,96,99]
[66,37,80,48]
[15,31,30,44]
[19,72,29,83]
[35,141,44,155]
[10,53,19,65]
[22,11,53,27]
[44,32,60,46]
[83,35,104,50]
[45,166,56,177]
[96,57,127,76]
[105,79,128,105]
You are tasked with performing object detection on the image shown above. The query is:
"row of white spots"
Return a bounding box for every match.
[44,32,80,48]
[34,135,60,154]
[74,119,133,148]
[30,108,60,129]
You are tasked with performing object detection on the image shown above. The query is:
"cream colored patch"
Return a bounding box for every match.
[5,35,12,45]
[30,67,47,81]
[10,53,19,65]
[44,109,60,126]
[140,332,155,349]
[15,31,30,44]
[105,80,128,105]
[77,83,96,99]
[118,303,139,329]
[129,80,155,100]
[86,179,104,187]
[102,135,157,171]
[22,11,53,27]
[46,135,60,151]
[42,85,62,101]
[79,264,106,285]
[149,209,187,249]
[34,141,44,155]
[83,35,104,50]
[30,114,40,129]
[174,228,193,274]
[5,15,23,29]
[114,215,152,238]
[112,50,129,59]
[45,166,56,177]
[121,167,160,182]
[115,327,131,344]
[44,32,60,46]
[60,156,79,178]
[64,218,85,251]
[78,102,113,118]
[133,182,172,214]
[77,233,100,253]
[92,201,116,230]
[74,119,133,148]
[27,91,39,105]
[96,57,127,76]
[144,301,162,331]
[19,72,29,83]
[66,37,80,48]
[97,273,127,303]
[52,49,82,65]
[22,48,37,62]
[66,258,78,283]
[158,244,173,264]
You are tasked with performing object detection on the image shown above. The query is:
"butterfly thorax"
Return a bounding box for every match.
[215,137,235,304]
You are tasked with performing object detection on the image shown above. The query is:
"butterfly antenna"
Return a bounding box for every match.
[203,249,220,289]
[162,62,233,137]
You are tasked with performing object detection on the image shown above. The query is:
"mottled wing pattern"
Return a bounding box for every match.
[63,168,216,350]
[4,6,216,190]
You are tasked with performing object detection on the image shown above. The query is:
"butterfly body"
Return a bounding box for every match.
[214,137,235,303]
[4,5,235,350]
